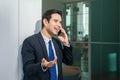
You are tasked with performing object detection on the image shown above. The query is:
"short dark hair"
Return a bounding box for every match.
[42,9,62,28]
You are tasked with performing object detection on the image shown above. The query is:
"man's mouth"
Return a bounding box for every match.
[54,28,59,33]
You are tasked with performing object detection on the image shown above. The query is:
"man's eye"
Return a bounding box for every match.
[60,21,62,24]
[54,20,58,22]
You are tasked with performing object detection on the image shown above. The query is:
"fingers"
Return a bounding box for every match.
[41,58,49,67]
[54,56,58,63]
[42,58,45,63]
[49,56,58,67]
[50,56,57,64]
[41,57,58,68]
[59,28,65,34]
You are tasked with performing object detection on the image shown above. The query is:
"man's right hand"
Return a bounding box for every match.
[41,56,57,68]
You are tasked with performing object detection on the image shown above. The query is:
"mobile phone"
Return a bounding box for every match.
[58,30,61,36]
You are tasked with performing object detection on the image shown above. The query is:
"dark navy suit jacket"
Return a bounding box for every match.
[21,32,73,80]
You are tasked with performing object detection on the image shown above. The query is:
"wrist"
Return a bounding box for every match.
[63,41,70,47]
[41,63,48,72]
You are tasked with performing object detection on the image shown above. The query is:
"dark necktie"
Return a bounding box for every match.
[48,40,57,80]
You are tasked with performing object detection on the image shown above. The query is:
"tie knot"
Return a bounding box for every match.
[48,40,51,43]
[48,40,52,45]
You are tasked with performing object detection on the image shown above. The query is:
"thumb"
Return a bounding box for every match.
[54,56,58,63]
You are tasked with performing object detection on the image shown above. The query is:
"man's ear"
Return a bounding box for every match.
[43,18,48,26]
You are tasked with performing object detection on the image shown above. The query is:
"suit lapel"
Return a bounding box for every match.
[36,32,49,60]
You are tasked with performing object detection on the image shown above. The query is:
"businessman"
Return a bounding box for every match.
[21,9,73,80]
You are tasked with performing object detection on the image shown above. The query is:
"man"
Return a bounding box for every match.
[21,9,73,80]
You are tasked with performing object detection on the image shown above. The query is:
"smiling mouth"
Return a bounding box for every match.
[54,28,59,32]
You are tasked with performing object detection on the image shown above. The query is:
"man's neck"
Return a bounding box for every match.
[41,29,52,39]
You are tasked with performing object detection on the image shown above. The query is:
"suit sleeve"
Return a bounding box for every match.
[62,45,73,65]
[53,38,73,65]
[21,38,43,76]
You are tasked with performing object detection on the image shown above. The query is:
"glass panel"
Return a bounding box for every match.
[65,2,89,42]
[63,42,88,80]
[91,44,119,80]
[63,1,89,80]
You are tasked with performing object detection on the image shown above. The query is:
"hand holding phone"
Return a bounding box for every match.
[57,28,70,46]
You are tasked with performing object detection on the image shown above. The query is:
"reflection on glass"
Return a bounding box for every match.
[65,2,89,41]
[63,2,89,80]
[108,53,117,72]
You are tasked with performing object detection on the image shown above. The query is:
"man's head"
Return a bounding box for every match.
[42,9,62,28]
[42,9,62,37]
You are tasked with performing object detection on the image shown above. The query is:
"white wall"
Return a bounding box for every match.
[0,0,42,80]
[0,0,19,80]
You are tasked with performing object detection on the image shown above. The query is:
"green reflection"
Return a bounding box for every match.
[108,52,117,72]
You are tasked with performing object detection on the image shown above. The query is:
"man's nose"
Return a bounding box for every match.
[58,24,61,28]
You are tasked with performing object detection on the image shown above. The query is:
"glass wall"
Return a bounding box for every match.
[90,0,120,80]
[91,44,119,80]
[63,1,89,80]
[64,2,89,41]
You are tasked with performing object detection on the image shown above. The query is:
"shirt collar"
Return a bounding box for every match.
[41,32,52,44]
